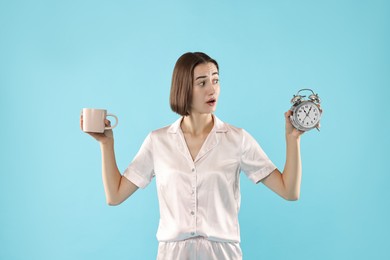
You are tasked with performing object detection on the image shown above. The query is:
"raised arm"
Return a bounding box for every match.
[81,116,138,205]
[100,140,139,205]
[261,110,303,201]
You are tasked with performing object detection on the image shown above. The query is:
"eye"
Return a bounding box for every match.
[199,81,205,86]
[213,79,219,84]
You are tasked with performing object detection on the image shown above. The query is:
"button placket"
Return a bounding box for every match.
[190,166,197,236]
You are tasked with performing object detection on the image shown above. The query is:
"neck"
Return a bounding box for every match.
[181,113,214,136]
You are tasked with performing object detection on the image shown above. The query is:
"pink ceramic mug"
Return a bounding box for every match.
[82,108,118,133]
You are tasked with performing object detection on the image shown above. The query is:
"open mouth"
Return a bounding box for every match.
[206,98,216,105]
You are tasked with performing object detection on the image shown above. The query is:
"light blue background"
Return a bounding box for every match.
[1,0,389,259]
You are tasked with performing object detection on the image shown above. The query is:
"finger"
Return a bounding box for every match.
[293,128,304,136]
[80,115,83,130]
[104,119,111,127]
[285,111,293,123]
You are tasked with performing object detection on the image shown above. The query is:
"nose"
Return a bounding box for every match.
[208,85,215,96]
[208,79,216,94]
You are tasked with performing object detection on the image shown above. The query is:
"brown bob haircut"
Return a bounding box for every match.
[170,52,219,116]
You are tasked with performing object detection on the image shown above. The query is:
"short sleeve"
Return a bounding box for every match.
[240,129,277,184]
[123,133,155,189]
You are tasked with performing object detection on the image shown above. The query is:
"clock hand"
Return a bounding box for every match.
[302,115,309,124]
[304,106,313,120]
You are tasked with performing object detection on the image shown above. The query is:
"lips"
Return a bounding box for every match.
[206,98,216,105]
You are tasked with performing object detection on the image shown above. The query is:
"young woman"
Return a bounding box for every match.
[81,52,303,259]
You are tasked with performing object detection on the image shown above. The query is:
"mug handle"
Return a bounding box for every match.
[105,114,118,130]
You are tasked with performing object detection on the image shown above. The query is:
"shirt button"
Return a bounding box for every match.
[191,168,195,172]
[191,232,195,236]
[191,211,195,215]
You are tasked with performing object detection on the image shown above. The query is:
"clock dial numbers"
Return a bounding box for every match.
[296,102,320,128]
[296,108,306,123]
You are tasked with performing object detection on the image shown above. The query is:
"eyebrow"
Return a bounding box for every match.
[195,72,219,81]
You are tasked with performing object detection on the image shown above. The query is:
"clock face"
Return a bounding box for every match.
[295,101,321,129]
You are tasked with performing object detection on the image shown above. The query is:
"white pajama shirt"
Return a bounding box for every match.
[123,115,276,259]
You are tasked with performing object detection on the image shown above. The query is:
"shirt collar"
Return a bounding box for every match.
[168,114,228,134]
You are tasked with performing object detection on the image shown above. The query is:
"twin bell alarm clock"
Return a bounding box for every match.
[290,89,322,132]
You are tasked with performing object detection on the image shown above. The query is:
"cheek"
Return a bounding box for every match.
[191,91,202,105]
[192,96,200,105]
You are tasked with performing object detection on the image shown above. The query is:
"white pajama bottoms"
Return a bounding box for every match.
[157,236,242,260]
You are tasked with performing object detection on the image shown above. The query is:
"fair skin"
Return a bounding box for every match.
[80,61,303,205]
[181,62,220,161]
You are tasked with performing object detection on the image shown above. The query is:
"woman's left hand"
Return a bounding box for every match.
[284,110,304,138]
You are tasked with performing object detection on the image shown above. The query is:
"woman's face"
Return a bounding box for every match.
[190,62,220,115]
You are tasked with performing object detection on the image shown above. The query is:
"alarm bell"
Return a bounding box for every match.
[291,89,321,105]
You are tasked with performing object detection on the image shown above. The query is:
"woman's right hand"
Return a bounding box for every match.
[80,115,114,145]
